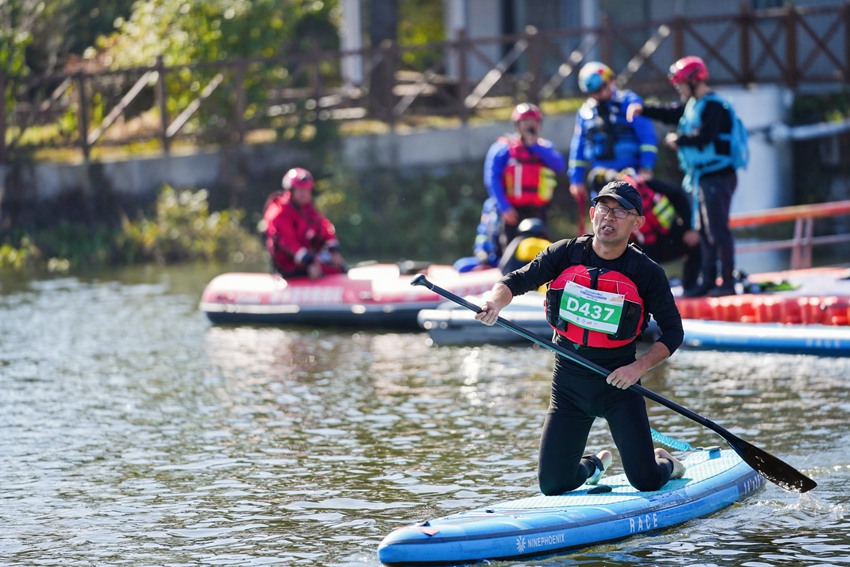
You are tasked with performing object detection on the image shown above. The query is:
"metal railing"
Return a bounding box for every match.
[2,2,850,163]
[731,200,850,269]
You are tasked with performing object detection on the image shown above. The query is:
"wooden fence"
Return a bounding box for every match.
[2,2,849,163]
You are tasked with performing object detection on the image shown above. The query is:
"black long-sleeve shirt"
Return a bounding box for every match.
[500,237,684,363]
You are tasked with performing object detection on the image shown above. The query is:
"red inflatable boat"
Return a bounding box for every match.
[199,262,502,329]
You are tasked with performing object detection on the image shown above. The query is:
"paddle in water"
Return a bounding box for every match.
[411,274,817,493]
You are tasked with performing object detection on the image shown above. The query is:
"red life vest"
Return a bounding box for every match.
[501,137,557,207]
[545,237,645,348]
[623,174,676,246]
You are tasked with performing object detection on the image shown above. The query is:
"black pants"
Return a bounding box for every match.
[696,170,737,289]
[642,226,701,290]
[537,342,673,495]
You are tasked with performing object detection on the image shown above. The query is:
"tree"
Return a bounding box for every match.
[97,0,339,68]
[0,0,134,76]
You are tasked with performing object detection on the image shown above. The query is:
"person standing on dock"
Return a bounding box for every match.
[263,167,346,279]
[628,56,748,297]
[475,180,686,495]
[568,62,658,234]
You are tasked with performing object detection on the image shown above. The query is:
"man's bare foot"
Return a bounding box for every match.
[655,448,686,479]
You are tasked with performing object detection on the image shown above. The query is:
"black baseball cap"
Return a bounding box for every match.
[591,181,643,215]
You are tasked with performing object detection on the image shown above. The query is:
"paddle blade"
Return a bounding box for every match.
[725,432,817,493]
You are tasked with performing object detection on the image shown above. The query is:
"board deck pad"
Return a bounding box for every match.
[378,449,764,565]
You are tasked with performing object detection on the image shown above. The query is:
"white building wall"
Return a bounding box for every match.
[445,0,504,81]
[720,85,794,214]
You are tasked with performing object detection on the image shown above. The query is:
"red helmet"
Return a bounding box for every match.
[578,62,614,94]
[282,167,314,191]
[668,56,709,84]
[511,102,543,123]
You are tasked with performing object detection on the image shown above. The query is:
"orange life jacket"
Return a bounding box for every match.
[501,138,557,207]
[545,237,645,348]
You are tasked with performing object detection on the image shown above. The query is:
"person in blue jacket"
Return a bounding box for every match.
[483,103,566,248]
[569,62,658,233]
[453,197,502,273]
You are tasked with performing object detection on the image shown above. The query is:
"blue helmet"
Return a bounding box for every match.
[578,62,614,94]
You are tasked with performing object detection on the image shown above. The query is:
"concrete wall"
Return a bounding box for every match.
[1,144,311,202]
[0,115,574,216]
[339,115,574,170]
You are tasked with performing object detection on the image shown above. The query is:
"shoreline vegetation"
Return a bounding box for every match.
[0,162,581,277]
[0,186,267,276]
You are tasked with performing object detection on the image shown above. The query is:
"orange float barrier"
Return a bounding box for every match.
[673,267,850,326]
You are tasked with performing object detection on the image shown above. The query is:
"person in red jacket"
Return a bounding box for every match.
[263,167,346,279]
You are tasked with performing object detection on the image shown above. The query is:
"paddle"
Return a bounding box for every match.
[411,274,817,493]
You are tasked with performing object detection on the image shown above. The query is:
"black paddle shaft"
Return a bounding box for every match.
[411,274,817,493]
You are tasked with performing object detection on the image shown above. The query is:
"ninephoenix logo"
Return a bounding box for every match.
[516,532,566,553]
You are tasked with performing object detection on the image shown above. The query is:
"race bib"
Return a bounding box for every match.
[559,281,625,333]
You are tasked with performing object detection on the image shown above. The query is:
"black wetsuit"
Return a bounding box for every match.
[501,237,684,494]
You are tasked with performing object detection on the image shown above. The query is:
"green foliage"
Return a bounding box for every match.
[33,222,117,266]
[0,236,41,272]
[1,0,135,79]
[793,92,850,124]
[791,93,850,205]
[91,0,340,145]
[1,1,34,125]
[311,165,475,262]
[314,163,579,264]
[0,2,38,76]
[65,0,136,57]
[117,185,264,265]
[398,0,445,69]
[0,163,583,275]
[399,0,445,44]
[100,0,338,68]
[0,185,263,275]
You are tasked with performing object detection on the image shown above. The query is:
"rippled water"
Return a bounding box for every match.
[1,265,848,566]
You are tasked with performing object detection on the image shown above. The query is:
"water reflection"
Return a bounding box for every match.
[0,270,848,565]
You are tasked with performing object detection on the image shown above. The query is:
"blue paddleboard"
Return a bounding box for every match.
[378,448,763,565]
[680,319,850,355]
